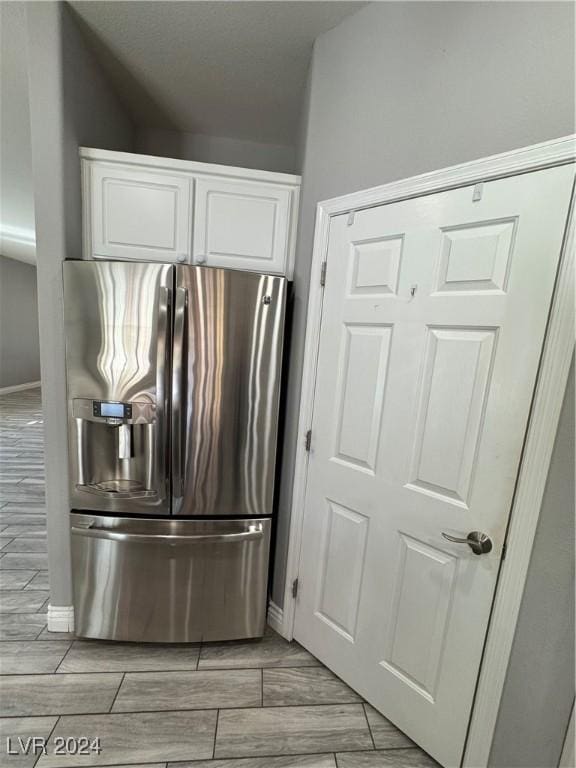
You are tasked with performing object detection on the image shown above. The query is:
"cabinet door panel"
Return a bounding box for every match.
[88,164,192,262]
[193,178,293,274]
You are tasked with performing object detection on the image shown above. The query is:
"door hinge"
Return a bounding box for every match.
[501,542,507,560]
[292,577,299,599]
[320,261,327,287]
[304,429,312,451]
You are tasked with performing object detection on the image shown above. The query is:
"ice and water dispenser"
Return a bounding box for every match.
[70,397,160,504]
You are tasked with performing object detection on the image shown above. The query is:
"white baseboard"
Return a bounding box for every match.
[267,600,286,637]
[48,602,283,638]
[0,380,41,395]
[47,604,75,633]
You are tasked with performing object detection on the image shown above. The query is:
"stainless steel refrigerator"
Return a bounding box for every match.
[63,261,287,642]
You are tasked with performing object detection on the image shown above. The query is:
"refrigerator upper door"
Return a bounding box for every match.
[173,266,287,516]
[63,261,173,515]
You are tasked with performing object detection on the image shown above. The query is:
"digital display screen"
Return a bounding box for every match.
[100,402,125,418]
[93,400,132,419]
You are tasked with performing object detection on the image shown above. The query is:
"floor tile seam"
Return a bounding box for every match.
[0,589,50,599]
[89,666,273,678]
[38,599,51,614]
[0,670,128,680]
[108,673,126,713]
[32,714,61,768]
[211,745,377,761]
[362,703,377,751]
[335,746,429,758]
[30,750,356,768]
[211,708,220,759]
[53,640,75,673]
[3,543,48,554]
[0,701,372,719]
[195,663,322,672]
[0,609,49,617]
[55,666,209,676]
[0,581,45,594]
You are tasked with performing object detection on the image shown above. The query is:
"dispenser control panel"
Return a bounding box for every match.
[92,401,132,420]
[72,398,154,425]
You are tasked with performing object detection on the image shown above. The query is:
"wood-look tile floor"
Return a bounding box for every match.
[0,389,439,768]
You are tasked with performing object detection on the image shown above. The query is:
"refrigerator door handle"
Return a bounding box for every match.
[156,284,171,502]
[71,523,264,544]
[172,286,187,500]
[75,483,157,499]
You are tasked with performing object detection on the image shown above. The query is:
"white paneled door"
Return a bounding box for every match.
[294,166,575,767]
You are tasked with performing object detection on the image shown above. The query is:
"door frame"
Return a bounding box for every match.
[280,135,575,768]
[559,702,575,768]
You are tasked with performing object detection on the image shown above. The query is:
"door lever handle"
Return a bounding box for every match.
[441,531,493,555]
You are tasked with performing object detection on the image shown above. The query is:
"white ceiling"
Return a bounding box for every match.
[70,1,364,146]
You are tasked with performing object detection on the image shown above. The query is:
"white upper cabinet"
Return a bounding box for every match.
[193,177,293,274]
[81,148,300,277]
[85,161,193,263]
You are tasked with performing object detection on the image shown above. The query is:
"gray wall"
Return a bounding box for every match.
[136,128,297,174]
[490,361,575,768]
[273,0,575,609]
[26,0,134,607]
[0,256,40,388]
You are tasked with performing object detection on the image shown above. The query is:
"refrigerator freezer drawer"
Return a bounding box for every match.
[70,513,271,642]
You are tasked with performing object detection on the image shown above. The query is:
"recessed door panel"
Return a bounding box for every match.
[435,218,517,294]
[349,236,404,296]
[380,534,457,701]
[316,501,368,642]
[332,324,392,473]
[407,327,497,507]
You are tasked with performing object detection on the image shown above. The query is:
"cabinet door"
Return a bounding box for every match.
[86,163,192,262]
[193,177,294,275]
